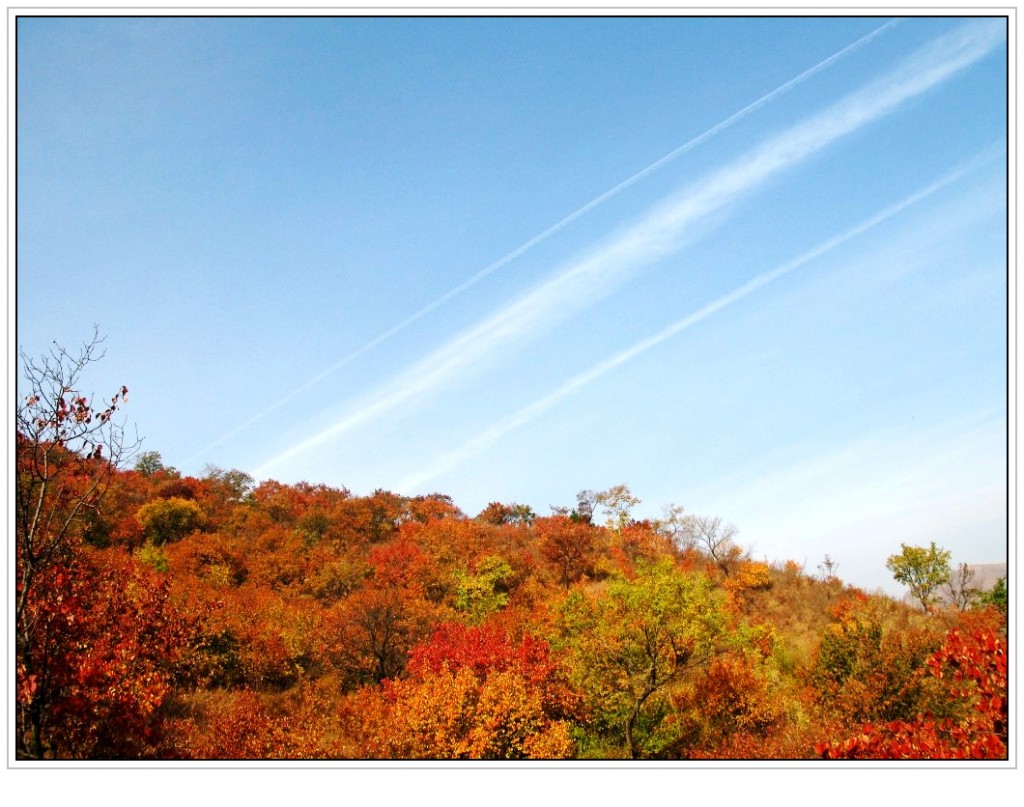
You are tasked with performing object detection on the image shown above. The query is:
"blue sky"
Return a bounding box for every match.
[16,15,1008,596]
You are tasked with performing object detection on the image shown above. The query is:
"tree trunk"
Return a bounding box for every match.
[624,686,656,759]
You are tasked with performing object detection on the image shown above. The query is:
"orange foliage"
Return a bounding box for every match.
[535,515,598,587]
[724,561,773,595]
[166,682,346,759]
[690,653,783,737]
[350,665,574,759]
[326,584,438,686]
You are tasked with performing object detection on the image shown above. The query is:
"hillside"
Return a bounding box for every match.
[15,445,1008,761]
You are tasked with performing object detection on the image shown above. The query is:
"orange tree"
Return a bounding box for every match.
[536,515,599,589]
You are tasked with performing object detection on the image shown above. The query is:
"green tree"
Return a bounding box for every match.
[559,559,727,758]
[886,542,952,611]
[202,464,255,502]
[133,450,166,476]
[454,556,515,622]
[978,577,1007,613]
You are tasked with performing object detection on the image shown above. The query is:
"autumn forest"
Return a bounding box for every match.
[14,335,1008,761]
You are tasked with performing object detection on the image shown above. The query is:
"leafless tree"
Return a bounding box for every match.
[944,562,980,611]
[573,489,597,524]
[818,554,840,582]
[682,515,743,575]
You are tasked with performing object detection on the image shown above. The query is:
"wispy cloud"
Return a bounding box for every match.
[256,20,1003,479]
[397,147,1001,491]
[186,21,896,465]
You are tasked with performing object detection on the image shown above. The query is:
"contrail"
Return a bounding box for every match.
[256,20,1003,478]
[399,147,1003,491]
[186,20,897,465]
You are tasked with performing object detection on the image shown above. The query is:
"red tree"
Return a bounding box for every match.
[15,331,140,757]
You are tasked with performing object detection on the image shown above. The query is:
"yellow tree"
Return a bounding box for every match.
[886,542,952,611]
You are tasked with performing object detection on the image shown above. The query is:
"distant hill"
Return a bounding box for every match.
[964,563,1008,592]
